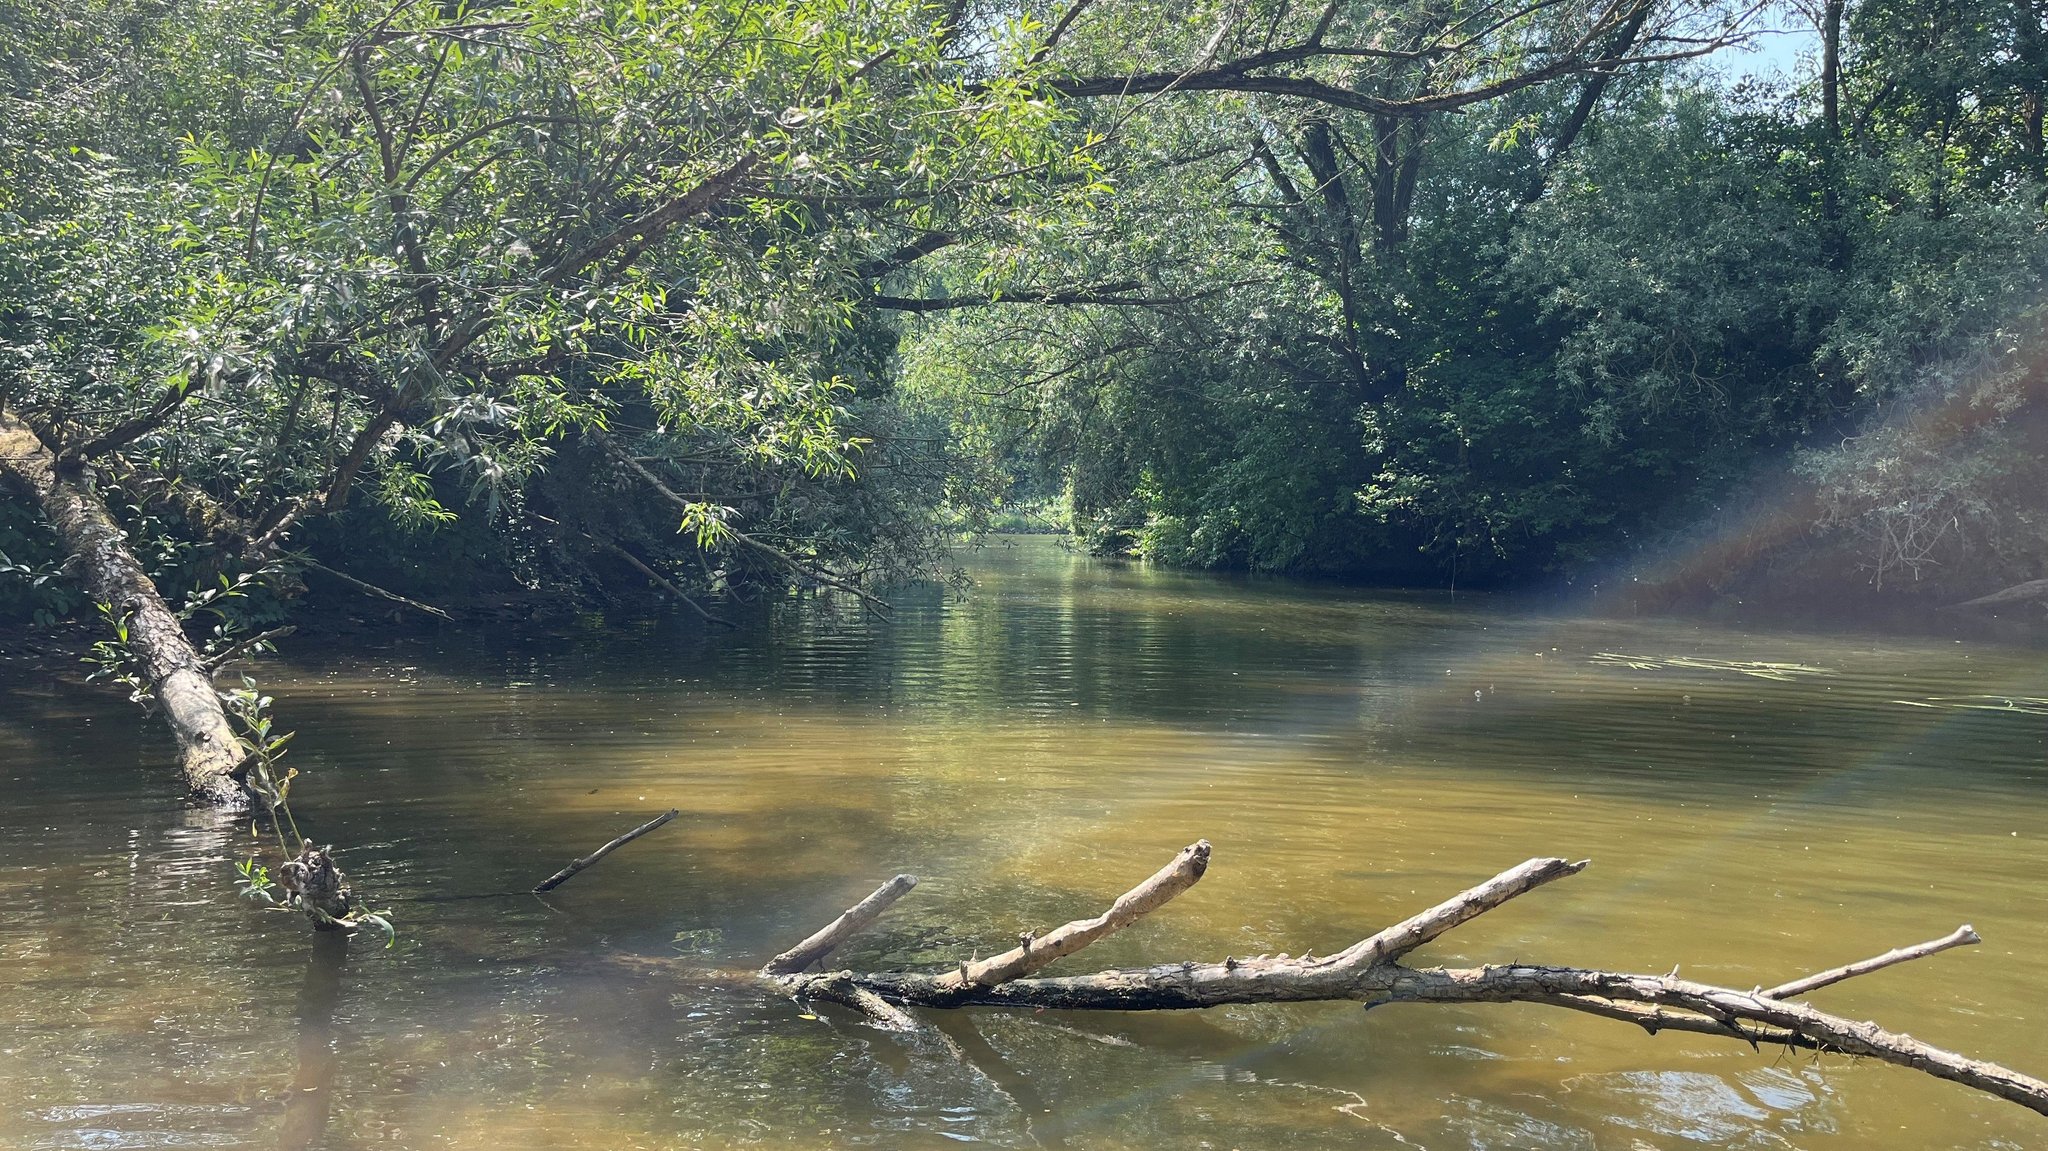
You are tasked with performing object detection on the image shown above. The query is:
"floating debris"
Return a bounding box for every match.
[1589,653,1835,681]
[1891,695,2048,716]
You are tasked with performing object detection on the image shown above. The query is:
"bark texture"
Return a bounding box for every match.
[1,410,247,806]
[764,874,919,974]
[937,840,1208,989]
[280,842,355,930]
[755,842,2048,1118]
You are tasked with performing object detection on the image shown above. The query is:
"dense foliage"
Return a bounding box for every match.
[4,0,2045,630]
[901,0,2048,603]
[1,0,1098,622]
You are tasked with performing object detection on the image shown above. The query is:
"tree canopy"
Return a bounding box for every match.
[4,0,2046,630]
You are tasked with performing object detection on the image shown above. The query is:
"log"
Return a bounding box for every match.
[0,409,248,806]
[758,843,2048,1119]
[532,809,678,892]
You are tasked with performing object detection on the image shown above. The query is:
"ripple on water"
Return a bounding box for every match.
[1,537,2045,1150]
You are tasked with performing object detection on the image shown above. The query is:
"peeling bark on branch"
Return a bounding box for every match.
[939,840,1208,989]
[0,410,248,807]
[748,841,2048,1118]
[1379,964,2048,1115]
[765,874,919,974]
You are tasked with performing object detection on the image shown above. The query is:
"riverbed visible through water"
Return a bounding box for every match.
[3,536,2045,1150]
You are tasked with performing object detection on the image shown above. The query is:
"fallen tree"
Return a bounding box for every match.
[753,841,2048,1118]
[0,409,248,807]
[5,410,388,937]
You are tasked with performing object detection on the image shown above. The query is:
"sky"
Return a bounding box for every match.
[1709,6,1824,86]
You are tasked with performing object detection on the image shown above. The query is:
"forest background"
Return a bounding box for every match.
[4,0,2045,643]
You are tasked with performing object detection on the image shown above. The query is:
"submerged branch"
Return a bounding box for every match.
[765,874,919,974]
[533,809,679,893]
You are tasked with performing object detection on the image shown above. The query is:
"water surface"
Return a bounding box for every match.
[3,536,2045,1149]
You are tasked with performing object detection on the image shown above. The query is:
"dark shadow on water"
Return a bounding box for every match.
[279,930,350,1151]
[931,1011,1065,1149]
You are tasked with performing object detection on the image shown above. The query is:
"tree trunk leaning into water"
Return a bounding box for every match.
[755,842,2048,1118]
[0,409,248,807]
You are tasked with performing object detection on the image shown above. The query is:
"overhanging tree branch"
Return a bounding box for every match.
[0,409,248,806]
[1048,1,1760,119]
[870,278,1269,312]
[60,378,194,465]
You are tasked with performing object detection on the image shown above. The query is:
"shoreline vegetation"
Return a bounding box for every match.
[2,0,2045,1132]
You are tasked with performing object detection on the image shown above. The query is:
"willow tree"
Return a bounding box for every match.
[892,0,1770,574]
[0,0,1097,803]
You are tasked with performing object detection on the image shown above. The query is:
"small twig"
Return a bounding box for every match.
[203,626,297,674]
[302,560,452,620]
[532,809,678,893]
[1762,924,1980,1000]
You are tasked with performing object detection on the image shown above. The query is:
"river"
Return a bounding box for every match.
[2,535,2044,1150]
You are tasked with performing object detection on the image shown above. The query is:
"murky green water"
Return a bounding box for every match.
[3,536,2046,1150]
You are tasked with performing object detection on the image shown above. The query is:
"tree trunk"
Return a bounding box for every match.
[0,409,248,807]
[751,842,2048,1119]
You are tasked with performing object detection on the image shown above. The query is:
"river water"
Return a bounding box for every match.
[2,536,2045,1150]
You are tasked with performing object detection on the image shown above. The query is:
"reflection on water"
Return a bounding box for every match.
[2,536,2045,1150]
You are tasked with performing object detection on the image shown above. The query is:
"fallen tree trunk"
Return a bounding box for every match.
[756,842,2048,1119]
[0,409,247,807]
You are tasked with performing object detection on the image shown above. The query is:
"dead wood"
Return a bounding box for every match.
[533,809,679,892]
[764,874,918,973]
[203,625,298,674]
[752,841,2048,1118]
[594,538,734,628]
[303,559,452,620]
[1761,924,1979,999]
[938,840,1209,989]
[1,409,248,806]
[279,842,355,928]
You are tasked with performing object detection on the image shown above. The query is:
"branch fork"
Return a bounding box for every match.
[748,840,2048,1117]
